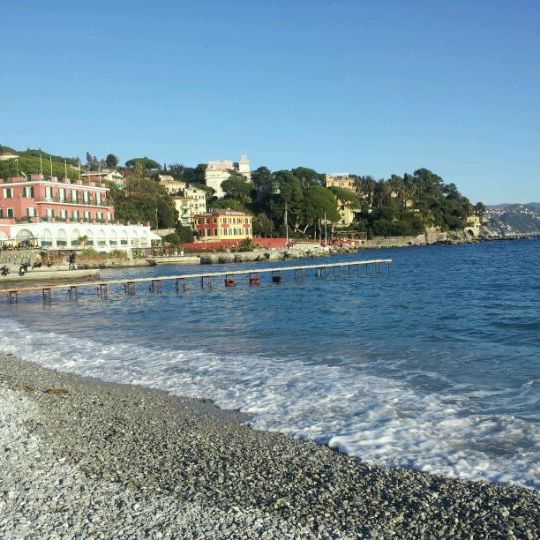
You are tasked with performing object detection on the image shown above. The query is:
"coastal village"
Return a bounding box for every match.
[0,145,499,273]
[2,3,540,538]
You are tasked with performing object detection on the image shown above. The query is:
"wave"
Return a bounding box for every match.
[1,318,539,490]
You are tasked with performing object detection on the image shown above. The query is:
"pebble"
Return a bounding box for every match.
[1,354,539,539]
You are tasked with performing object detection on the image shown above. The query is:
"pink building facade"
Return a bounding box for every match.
[0,174,114,224]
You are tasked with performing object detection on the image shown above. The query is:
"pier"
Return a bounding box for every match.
[4,258,392,303]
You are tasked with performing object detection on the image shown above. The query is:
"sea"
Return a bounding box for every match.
[1,238,539,490]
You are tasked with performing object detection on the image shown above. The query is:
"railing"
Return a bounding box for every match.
[34,196,109,207]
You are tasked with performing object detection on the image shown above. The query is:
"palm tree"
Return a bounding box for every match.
[77,235,89,249]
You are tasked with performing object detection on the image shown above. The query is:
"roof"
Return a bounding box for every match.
[195,208,251,217]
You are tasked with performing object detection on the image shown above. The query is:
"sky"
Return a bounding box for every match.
[1,0,539,204]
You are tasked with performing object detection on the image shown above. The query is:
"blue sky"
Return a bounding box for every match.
[1,0,538,204]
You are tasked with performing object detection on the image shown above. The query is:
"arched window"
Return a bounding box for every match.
[41,228,53,247]
[97,229,107,247]
[109,230,118,246]
[84,229,95,247]
[71,228,81,247]
[16,229,34,242]
[56,228,68,247]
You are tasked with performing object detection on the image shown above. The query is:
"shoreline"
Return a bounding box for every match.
[1,354,538,538]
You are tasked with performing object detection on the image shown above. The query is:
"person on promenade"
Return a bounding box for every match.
[68,252,77,270]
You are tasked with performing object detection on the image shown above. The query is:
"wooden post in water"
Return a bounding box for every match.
[124,282,136,295]
[97,284,107,298]
[3,258,392,303]
[149,280,163,294]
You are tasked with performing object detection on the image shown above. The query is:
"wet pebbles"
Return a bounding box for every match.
[1,354,538,538]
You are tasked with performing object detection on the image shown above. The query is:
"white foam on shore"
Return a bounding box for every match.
[1,319,539,490]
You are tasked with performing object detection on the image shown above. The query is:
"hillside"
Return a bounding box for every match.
[0,145,80,180]
[484,204,540,235]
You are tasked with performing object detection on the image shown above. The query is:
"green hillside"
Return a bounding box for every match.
[0,145,80,180]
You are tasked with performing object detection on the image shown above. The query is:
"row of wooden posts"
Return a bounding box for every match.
[5,259,392,304]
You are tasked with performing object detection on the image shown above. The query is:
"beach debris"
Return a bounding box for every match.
[43,388,70,396]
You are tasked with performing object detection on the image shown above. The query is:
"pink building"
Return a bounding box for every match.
[0,174,114,224]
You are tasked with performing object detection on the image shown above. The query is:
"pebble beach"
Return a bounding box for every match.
[1,354,538,539]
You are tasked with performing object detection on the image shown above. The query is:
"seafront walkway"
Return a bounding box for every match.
[4,258,392,303]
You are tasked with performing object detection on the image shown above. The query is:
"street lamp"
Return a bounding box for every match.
[155,208,159,232]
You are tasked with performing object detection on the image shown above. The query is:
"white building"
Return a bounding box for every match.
[81,169,125,187]
[0,222,160,252]
[205,155,251,198]
[0,150,20,161]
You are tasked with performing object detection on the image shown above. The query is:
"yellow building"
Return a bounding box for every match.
[172,185,207,227]
[194,209,252,242]
[325,173,357,191]
[156,175,186,194]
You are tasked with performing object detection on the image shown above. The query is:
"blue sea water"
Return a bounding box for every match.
[1,239,539,489]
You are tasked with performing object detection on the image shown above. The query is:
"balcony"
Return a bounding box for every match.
[34,195,110,207]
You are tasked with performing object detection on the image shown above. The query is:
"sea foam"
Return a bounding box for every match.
[1,317,539,490]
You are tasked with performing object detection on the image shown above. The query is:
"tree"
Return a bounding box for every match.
[209,198,248,212]
[252,213,274,237]
[291,167,325,187]
[328,186,361,209]
[304,185,340,239]
[108,178,177,228]
[175,224,195,243]
[105,154,119,169]
[270,171,305,233]
[221,172,254,204]
[357,176,377,209]
[474,202,486,216]
[125,157,160,170]
[167,163,207,183]
[251,166,274,192]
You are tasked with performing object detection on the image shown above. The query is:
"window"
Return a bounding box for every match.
[7,208,14,218]
[60,209,67,219]
[23,187,34,198]
[71,189,77,202]
[26,208,37,217]
[46,208,55,218]
[4,188,13,199]
[0,209,3,218]
[59,188,65,202]
[96,192,102,205]
[72,210,80,220]
[84,211,91,221]
[45,186,53,200]
[83,191,90,203]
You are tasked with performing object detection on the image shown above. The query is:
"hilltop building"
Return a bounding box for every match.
[205,155,251,198]
[325,173,357,191]
[81,169,125,187]
[193,208,252,242]
[0,174,158,250]
[172,184,207,227]
[0,150,19,161]
[156,175,186,194]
